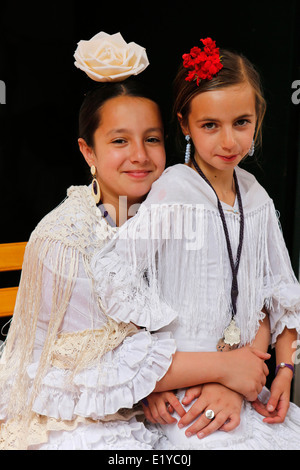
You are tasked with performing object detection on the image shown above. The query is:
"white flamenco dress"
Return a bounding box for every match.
[0,186,176,450]
[92,164,300,450]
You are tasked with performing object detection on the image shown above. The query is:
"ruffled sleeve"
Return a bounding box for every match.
[27,329,176,421]
[264,202,300,344]
[91,203,179,331]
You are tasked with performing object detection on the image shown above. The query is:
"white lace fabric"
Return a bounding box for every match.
[0,185,176,450]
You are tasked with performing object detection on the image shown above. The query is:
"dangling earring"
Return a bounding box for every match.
[185,135,191,164]
[248,140,255,156]
[90,165,101,204]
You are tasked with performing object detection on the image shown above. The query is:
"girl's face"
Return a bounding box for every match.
[181,83,257,175]
[79,95,165,208]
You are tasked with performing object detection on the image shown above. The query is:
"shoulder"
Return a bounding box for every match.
[36,185,93,228]
[145,164,204,205]
[29,186,115,250]
[235,166,272,210]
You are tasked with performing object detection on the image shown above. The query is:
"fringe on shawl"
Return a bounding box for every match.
[0,235,80,421]
[92,200,300,348]
[0,234,136,436]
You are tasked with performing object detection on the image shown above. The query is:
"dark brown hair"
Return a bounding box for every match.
[173,49,266,149]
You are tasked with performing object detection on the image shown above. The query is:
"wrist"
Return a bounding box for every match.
[275,362,294,381]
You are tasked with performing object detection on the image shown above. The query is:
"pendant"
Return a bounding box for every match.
[217,319,241,352]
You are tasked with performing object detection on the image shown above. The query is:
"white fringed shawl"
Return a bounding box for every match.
[0,186,134,433]
[92,164,300,348]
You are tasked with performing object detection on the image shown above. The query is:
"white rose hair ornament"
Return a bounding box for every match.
[74,31,149,82]
[74,31,150,204]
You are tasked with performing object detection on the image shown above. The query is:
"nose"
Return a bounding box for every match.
[221,127,236,151]
[130,140,150,164]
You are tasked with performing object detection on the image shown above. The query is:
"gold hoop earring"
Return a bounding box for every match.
[90,165,101,204]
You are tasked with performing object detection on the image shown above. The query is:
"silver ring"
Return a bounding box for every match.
[205,409,215,420]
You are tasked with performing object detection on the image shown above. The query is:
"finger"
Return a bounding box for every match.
[251,348,271,361]
[185,407,223,436]
[142,403,157,424]
[195,411,229,439]
[178,399,206,427]
[156,402,178,425]
[167,395,186,419]
[182,386,202,406]
[219,414,240,432]
[149,403,171,425]
[263,414,285,424]
[166,404,174,414]
[251,399,271,417]
[266,390,281,413]
[263,400,289,424]
[263,363,269,376]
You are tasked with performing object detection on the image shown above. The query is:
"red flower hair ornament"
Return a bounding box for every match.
[182,37,223,85]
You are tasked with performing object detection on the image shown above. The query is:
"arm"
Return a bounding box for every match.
[251,309,270,352]
[154,346,270,402]
[252,327,297,423]
[174,311,271,437]
[142,313,271,435]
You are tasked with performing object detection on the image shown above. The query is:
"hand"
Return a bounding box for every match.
[141,391,186,425]
[178,383,243,439]
[251,368,292,423]
[221,346,270,401]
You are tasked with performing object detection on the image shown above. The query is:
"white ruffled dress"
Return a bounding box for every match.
[92,164,300,450]
[0,186,176,450]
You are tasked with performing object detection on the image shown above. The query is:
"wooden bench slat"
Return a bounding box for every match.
[0,242,27,316]
[0,242,27,272]
[0,287,18,317]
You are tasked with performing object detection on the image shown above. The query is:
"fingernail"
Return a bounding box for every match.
[267,404,274,411]
[178,423,184,429]
[186,432,192,438]
[197,432,204,439]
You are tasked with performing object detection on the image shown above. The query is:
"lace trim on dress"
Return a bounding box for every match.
[0,407,143,450]
[51,323,138,372]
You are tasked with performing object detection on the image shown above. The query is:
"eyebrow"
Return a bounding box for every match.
[196,114,255,123]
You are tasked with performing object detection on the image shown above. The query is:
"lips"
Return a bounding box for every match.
[217,155,238,162]
[124,170,151,178]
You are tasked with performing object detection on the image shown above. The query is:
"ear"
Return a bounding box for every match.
[78,138,96,168]
[177,112,190,137]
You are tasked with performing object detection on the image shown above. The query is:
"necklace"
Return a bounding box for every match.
[190,156,244,351]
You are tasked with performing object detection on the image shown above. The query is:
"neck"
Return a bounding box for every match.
[190,155,236,206]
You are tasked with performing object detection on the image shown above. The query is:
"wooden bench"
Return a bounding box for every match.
[0,242,27,317]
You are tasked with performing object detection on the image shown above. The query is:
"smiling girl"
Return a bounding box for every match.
[0,33,175,450]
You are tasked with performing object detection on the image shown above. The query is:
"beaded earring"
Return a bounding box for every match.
[91,165,101,204]
[185,135,191,163]
[248,140,255,156]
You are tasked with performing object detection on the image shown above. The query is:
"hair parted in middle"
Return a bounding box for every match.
[173,47,266,150]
